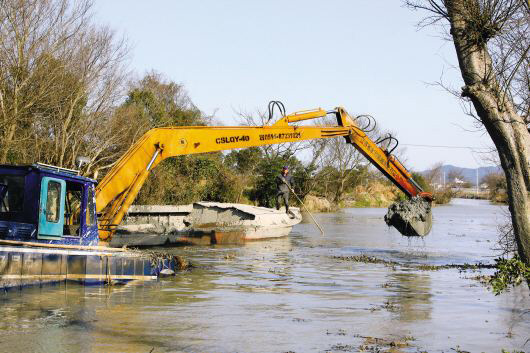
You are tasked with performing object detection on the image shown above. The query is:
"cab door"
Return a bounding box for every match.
[38,177,66,239]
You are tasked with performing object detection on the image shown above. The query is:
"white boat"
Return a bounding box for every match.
[110,202,302,247]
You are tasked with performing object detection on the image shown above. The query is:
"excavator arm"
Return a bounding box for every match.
[95,106,431,240]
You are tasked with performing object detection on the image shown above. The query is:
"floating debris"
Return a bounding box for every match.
[332,254,495,271]
[127,248,194,273]
[333,254,399,267]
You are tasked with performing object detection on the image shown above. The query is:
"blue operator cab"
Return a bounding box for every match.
[0,163,99,246]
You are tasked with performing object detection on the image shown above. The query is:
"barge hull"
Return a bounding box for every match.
[0,246,164,290]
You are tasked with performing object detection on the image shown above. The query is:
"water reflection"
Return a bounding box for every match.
[384,271,432,322]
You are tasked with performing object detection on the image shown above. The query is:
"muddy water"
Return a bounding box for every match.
[1,199,529,352]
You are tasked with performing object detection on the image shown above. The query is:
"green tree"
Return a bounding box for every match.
[248,154,310,208]
[124,72,204,128]
[124,72,236,205]
[224,147,263,174]
[137,153,240,205]
[411,172,430,192]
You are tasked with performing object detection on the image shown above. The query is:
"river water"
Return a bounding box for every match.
[1,199,529,352]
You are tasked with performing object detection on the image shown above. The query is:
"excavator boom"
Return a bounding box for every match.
[95,106,432,240]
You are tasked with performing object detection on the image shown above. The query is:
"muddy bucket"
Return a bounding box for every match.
[384,196,433,237]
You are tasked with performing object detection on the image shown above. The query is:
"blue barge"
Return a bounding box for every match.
[0,163,176,290]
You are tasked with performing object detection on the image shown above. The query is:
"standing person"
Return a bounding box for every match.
[276,166,294,215]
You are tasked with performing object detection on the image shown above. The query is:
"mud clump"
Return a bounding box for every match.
[385,196,432,237]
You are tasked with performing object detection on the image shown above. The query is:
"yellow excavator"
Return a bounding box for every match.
[95,103,433,241]
[0,102,434,288]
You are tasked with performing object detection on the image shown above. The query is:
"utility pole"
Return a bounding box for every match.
[476,168,479,197]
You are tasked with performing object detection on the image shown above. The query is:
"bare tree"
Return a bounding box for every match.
[424,162,445,188]
[236,108,311,160]
[321,137,366,203]
[447,168,465,184]
[0,0,130,172]
[312,117,369,203]
[405,0,530,263]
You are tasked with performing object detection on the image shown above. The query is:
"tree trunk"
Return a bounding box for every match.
[334,174,346,204]
[447,0,530,263]
[0,122,17,163]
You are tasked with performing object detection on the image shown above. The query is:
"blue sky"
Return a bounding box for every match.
[93,0,495,171]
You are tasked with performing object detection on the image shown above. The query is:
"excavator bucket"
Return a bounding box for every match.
[384,196,433,237]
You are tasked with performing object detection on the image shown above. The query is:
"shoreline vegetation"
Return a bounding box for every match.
[299,179,508,213]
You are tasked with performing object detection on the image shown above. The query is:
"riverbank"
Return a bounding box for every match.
[303,182,508,213]
[303,181,401,212]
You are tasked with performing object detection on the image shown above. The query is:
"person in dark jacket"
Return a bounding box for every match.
[276,166,293,214]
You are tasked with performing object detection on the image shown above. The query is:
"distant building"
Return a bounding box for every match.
[453,177,465,184]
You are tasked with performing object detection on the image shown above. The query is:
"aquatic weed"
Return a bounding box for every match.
[451,346,470,353]
[382,300,398,312]
[331,343,355,352]
[416,262,495,271]
[489,256,530,295]
[128,248,193,271]
[357,335,412,352]
[332,254,494,272]
[332,255,399,267]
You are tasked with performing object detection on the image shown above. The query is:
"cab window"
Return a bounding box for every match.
[0,175,25,215]
[86,186,96,226]
[64,181,83,236]
[46,181,61,223]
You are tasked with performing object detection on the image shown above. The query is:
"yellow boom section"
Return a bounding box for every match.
[95,107,427,240]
